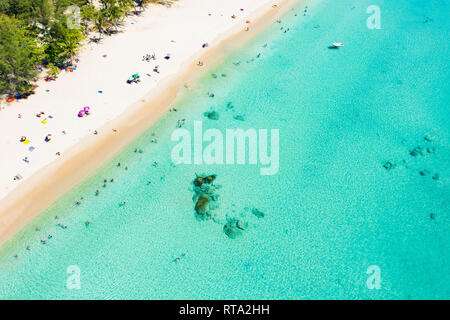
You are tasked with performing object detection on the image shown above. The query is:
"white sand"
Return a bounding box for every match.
[0,0,282,200]
[0,0,302,246]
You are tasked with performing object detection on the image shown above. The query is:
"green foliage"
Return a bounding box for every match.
[96,0,135,34]
[80,3,97,33]
[46,63,60,78]
[0,0,172,95]
[0,14,43,94]
[44,19,85,63]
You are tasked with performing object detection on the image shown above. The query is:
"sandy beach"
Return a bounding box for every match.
[0,0,300,246]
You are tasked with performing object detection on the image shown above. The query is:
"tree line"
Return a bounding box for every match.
[0,0,176,96]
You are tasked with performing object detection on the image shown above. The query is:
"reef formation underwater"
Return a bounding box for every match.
[191,174,265,239]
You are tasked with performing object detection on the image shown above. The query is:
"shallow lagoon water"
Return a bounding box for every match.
[0,0,449,299]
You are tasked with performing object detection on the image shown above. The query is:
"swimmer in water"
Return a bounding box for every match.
[95,190,100,196]
[110,178,114,182]
[117,162,121,167]
[173,251,188,263]
[85,220,91,226]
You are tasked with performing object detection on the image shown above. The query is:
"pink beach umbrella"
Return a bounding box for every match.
[78,110,85,117]
[83,106,90,112]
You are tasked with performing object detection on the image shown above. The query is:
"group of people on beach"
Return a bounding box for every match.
[10,6,284,261]
[12,128,178,259]
[176,119,186,128]
[142,53,156,62]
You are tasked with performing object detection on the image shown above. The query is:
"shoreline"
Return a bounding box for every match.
[0,0,302,247]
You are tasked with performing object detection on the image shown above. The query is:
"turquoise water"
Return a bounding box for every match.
[0,0,449,299]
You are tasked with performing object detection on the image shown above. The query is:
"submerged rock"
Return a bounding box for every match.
[193,174,217,187]
[195,194,210,216]
[424,132,438,142]
[251,208,265,218]
[236,220,246,230]
[194,176,204,187]
[223,224,239,239]
[204,110,220,120]
[204,174,217,184]
[383,161,395,170]
[233,114,246,121]
[223,219,245,239]
[409,146,424,157]
[192,174,220,219]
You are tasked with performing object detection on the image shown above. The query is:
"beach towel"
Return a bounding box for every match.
[23,139,30,145]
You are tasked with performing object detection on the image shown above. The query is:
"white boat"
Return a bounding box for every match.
[332,42,344,47]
